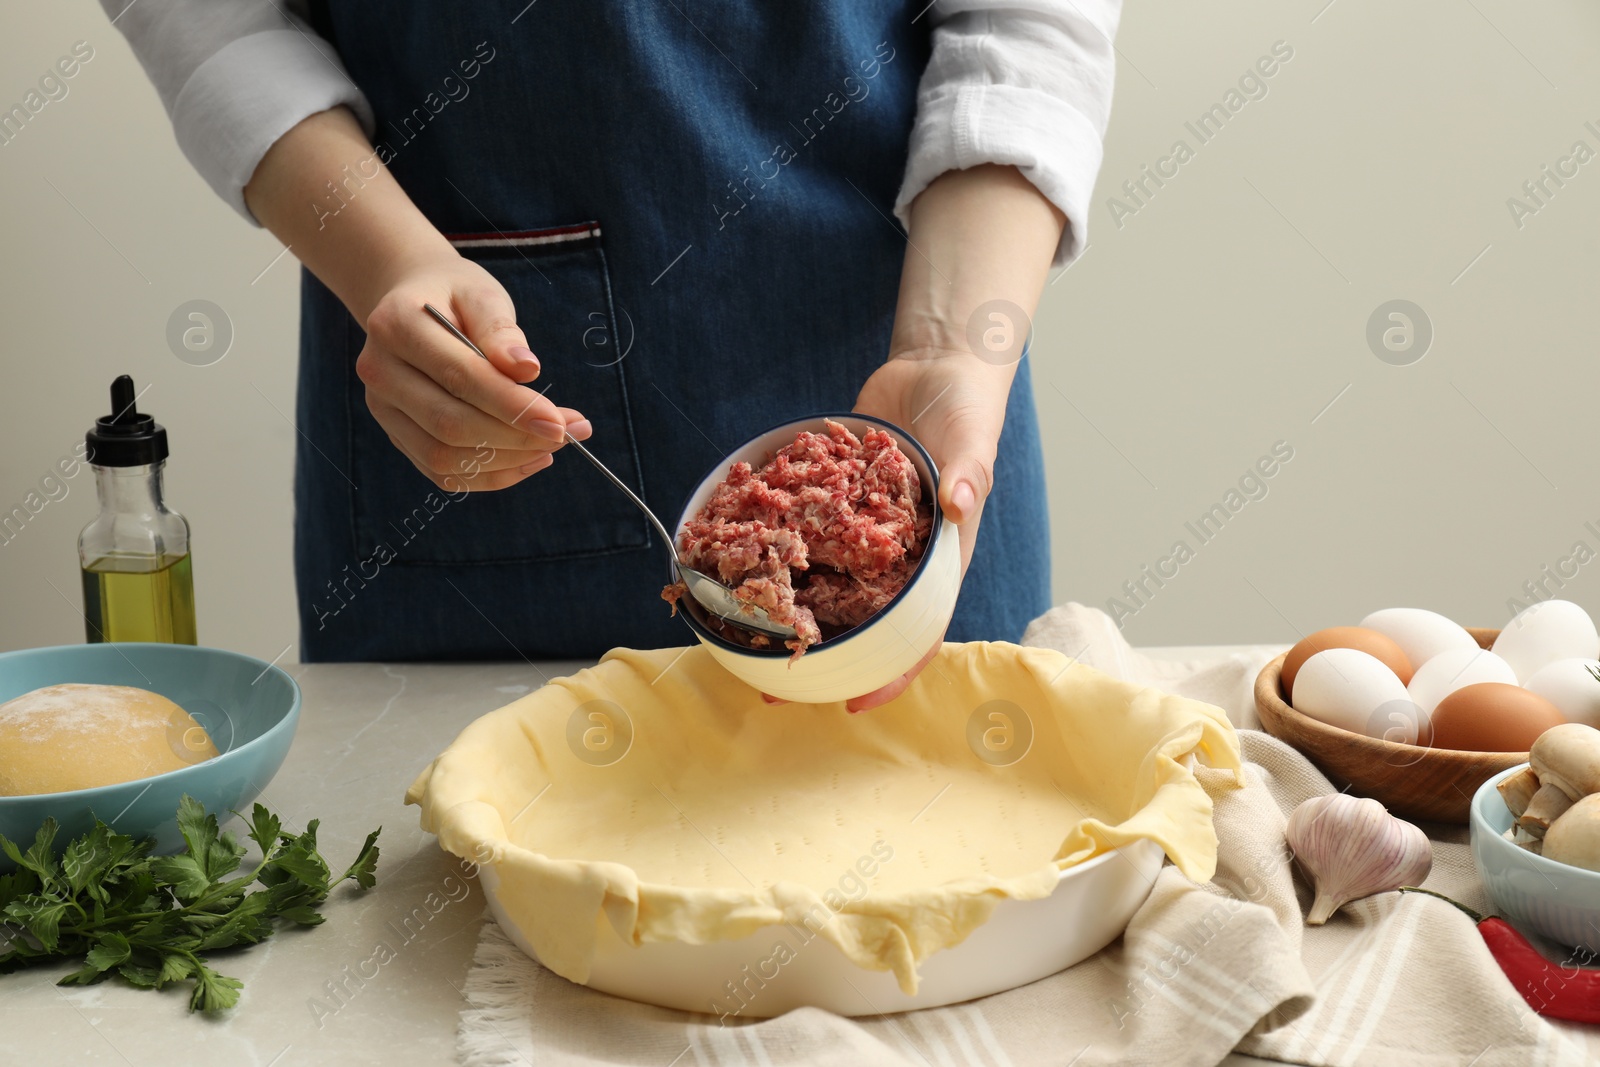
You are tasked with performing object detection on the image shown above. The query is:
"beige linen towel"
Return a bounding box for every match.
[455,605,1599,1066]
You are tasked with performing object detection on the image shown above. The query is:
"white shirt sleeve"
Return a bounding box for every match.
[896,0,1121,266]
[100,0,375,224]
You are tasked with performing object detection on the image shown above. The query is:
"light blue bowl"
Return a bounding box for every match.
[0,643,300,861]
[1471,765,1600,955]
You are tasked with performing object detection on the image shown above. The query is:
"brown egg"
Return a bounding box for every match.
[1428,682,1567,752]
[1283,626,1413,699]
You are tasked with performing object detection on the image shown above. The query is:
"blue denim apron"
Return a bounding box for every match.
[294,2,1050,661]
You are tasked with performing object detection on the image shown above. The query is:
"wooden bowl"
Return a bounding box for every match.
[1254,627,1526,824]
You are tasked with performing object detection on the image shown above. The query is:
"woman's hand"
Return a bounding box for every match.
[856,347,1015,574]
[829,164,1066,712]
[759,349,1013,712]
[244,107,586,491]
[834,348,1016,711]
[356,254,590,491]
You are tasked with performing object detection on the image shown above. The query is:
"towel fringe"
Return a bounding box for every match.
[457,915,539,1067]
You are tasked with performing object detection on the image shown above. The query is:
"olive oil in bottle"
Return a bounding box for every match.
[81,552,197,644]
[78,375,198,644]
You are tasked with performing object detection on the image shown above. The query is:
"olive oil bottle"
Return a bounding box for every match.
[78,375,197,644]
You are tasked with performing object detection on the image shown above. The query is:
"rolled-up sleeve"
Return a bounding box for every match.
[897,0,1121,265]
[100,0,375,223]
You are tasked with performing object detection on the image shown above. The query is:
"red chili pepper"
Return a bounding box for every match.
[1401,887,1600,1024]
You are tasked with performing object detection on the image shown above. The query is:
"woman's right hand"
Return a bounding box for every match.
[240,107,589,493]
[355,253,591,492]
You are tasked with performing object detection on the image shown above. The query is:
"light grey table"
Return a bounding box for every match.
[7,651,1282,1067]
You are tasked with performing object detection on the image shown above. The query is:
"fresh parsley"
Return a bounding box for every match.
[0,795,380,1012]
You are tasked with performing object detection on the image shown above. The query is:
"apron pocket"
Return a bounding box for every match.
[347,222,652,566]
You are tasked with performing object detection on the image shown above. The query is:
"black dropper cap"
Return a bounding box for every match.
[86,375,168,467]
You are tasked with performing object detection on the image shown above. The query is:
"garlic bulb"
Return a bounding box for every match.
[1285,794,1433,925]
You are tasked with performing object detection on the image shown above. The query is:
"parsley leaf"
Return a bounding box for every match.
[0,797,380,1013]
[11,899,69,952]
[244,804,281,857]
[338,830,383,891]
[191,961,244,1013]
[83,931,132,972]
[2,820,62,892]
[157,952,194,985]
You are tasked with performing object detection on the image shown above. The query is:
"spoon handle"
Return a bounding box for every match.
[422,303,488,358]
[560,433,678,552]
[420,303,678,555]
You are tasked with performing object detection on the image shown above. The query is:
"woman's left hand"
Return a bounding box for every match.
[758,348,1014,712]
[761,164,1063,713]
[840,347,1017,710]
[856,346,1016,579]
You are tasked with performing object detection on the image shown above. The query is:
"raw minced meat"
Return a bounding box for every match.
[663,420,933,659]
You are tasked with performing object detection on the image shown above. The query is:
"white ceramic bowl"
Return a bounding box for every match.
[672,413,960,704]
[1471,765,1600,955]
[480,835,1163,1017]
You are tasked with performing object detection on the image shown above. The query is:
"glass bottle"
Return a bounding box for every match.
[78,375,197,644]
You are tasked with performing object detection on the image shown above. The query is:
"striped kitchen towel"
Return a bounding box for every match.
[452,605,1599,1067]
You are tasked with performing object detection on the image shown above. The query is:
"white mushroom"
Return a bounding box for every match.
[1508,824,1545,855]
[1498,766,1541,819]
[1543,795,1600,873]
[1517,782,1575,838]
[1528,723,1600,802]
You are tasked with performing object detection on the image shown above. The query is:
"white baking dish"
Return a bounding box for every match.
[479,834,1163,1017]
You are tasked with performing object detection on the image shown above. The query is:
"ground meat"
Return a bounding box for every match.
[663,420,932,659]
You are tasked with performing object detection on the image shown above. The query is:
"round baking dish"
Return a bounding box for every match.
[480,832,1165,1016]
[407,643,1240,1018]
[671,413,960,704]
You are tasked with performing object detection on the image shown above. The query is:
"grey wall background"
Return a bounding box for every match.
[1,1,1596,662]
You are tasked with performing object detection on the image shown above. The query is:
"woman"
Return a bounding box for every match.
[104,1,1118,710]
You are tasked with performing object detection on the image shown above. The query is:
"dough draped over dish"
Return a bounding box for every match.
[406,642,1242,994]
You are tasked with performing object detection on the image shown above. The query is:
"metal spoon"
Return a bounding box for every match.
[420,303,798,642]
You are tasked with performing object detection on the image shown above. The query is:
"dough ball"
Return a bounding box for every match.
[0,683,220,797]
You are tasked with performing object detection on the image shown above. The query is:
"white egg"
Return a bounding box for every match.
[1292,648,1423,739]
[1359,608,1479,670]
[1368,697,1432,746]
[1492,600,1600,683]
[1406,647,1518,715]
[1523,658,1600,729]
